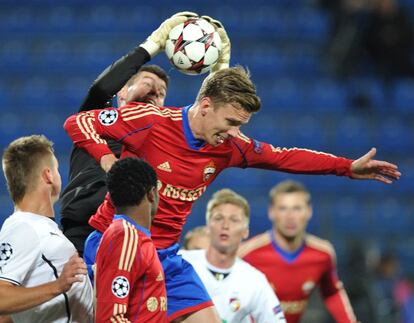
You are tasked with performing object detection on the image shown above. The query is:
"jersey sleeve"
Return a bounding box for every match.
[79,46,150,112]
[64,103,156,163]
[229,134,353,177]
[320,249,357,323]
[250,271,286,322]
[95,221,147,322]
[0,222,41,286]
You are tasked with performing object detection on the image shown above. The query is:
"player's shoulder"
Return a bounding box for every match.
[305,234,335,258]
[106,219,140,241]
[179,249,205,263]
[3,212,49,234]
[238,231,271,257]
[234,131,252,144]
[119,103,183,122]
[235,257,268,280]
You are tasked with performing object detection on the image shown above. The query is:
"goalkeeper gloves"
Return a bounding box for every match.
[140,11,199,58]
[201,15,231,72]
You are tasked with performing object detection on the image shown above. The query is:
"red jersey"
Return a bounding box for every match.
[239,232,356,323]
[95,215,167,322]
[64,103,353,249]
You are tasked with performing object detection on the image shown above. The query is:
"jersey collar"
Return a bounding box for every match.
[114,214,151,237]
[182,105,206,150]
[270,230,305,263]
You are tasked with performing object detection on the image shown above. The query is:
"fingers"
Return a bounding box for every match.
[201,15,224,29]
[360,147,377,162]
[373,174,393,184]
[378,168,401,180]
[370,160,399,169]
[172,11,199,19]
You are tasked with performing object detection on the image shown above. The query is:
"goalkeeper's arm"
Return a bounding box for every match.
[79,11,198,112]
[79,46,151,112]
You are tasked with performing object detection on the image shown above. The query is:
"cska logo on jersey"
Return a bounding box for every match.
[302,280,315,295]
[203,161,216,182]
[229,297,241,312]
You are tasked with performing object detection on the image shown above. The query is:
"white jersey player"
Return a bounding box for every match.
[181,189,286,323]
[0,212,93,322]
[181,249,284,322]
[0,135,93,322]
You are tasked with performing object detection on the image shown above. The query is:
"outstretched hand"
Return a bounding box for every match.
[350,148,401,184]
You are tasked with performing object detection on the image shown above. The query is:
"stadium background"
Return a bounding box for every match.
[0,0,413,321]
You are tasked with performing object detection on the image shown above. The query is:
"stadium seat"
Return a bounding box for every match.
[331,197,369,235]
[394,80,414,113]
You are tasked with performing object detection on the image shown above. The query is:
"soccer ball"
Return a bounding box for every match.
[165,18,222,75]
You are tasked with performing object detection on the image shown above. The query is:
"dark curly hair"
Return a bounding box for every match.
[107,157,157,211]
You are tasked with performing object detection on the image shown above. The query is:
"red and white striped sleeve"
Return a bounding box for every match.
[95,220,146,323]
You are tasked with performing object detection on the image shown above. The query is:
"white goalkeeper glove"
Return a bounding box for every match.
[140,11,199,58]
[201,15,231,72]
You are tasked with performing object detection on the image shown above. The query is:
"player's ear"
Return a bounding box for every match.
[307,204,313,220]
[242,227,249,240]
[267,204,275,221]
[42,166,53,185]
[200,97,212,116]
[147,187,157,204]
[117,85,128,106]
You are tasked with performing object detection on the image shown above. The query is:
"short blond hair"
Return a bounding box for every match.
[206,189,250,224]
[269,180,311,206]
[2,135,54,203]
[196,66,261,113]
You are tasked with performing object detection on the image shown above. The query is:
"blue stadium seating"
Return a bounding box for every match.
[0,0,413,277]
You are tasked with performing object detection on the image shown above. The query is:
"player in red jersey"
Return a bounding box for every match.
[65,66,399,322]
[95,157,167,322]
[239,180,357,323]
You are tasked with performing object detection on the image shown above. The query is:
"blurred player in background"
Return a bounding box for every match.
[0,135,93,323]
[239,180,357,323]
[181,189,286,322]
[183,226,210,250]
[95,158,167,322]
[65,61,399,322]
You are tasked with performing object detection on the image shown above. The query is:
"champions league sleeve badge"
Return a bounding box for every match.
[98,109,118,126]
[112,276,130,298]
[0,243,13,272]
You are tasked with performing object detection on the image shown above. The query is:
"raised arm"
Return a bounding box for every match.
[79,11,198,112]
[230,135,400,183]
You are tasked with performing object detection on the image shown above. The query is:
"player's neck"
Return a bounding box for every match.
[122,205,151,230]
[187,104,204,140]
[206,246,237,269]
[16,190,55,218]
[273,229,304,252]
